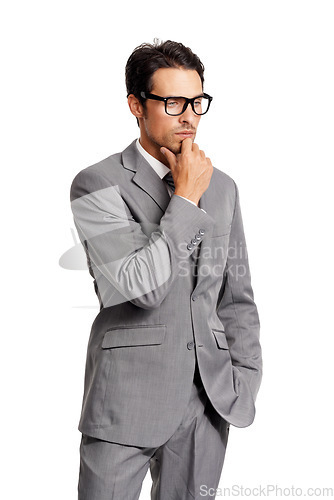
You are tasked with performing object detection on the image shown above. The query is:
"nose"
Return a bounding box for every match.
[178,102,198,125]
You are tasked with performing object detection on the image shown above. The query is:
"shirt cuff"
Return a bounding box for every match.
[174,195,207,213]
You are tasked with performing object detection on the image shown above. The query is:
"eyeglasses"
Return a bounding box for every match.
[140,91,213,116]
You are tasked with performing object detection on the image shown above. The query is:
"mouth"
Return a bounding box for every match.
[175,131,195,139]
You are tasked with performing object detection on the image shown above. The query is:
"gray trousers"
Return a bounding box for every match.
[78,363,230,500]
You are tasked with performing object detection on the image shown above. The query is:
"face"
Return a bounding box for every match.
[129,67,203,165]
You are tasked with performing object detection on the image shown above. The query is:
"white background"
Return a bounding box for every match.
[1,0,333,498]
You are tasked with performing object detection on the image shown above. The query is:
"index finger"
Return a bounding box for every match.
[180,137,193,153]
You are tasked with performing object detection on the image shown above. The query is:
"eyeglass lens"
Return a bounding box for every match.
[166,96,210,116]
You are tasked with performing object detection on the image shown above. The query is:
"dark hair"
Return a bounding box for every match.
[125,39,205,102]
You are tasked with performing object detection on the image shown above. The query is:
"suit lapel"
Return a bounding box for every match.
[122,140,170,213]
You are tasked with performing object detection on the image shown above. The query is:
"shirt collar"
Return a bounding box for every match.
[136,139,170,179]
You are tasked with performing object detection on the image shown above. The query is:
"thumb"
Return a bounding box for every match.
[160,147,177,169]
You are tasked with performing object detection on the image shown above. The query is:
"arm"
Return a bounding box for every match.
[70,170,215,310]
[216,181,263,402]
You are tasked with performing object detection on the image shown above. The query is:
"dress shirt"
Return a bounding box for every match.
[136,139,206,213]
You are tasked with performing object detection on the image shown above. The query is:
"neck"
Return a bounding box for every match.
[138,136,170,168]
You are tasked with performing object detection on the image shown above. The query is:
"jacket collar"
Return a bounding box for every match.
[121,140,173,213]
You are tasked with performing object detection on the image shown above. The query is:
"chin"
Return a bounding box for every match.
[169,142,182,155]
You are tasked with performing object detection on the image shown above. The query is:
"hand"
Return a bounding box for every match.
[160,138,213,206]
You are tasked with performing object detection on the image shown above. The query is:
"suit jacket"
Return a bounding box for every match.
[70,139,263,447]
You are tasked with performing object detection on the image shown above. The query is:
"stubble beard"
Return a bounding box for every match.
[151,130,197,156]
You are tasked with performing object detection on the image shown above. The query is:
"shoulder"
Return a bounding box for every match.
[70,151,124,202]
[205,166,239,221]
[212,165,236,188]
[211,165,237,198]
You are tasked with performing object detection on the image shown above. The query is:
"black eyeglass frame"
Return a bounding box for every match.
[140,91,213,116]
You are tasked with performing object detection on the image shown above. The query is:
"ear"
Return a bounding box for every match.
[128,94,145,119]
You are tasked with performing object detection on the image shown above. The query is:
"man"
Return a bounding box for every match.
[70,40,262,500]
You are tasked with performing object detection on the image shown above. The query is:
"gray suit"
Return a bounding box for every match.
[70,139,262,449]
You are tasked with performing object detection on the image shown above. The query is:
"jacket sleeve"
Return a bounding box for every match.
[216,181,263,402]
[70,169,215,310]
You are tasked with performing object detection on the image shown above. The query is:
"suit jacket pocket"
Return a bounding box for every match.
[212,328,230,349]
[102,324,166,349]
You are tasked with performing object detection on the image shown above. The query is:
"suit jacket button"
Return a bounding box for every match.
[187,243,193,250]
[192,295,198,301]
[195,234,201,240]
[191,238,198,245]
[187,341,195,350]
[199,228,205,235]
